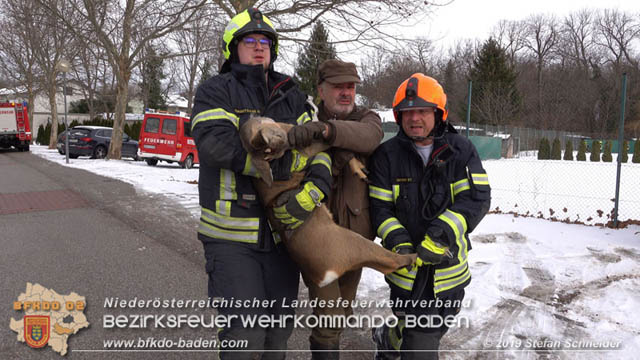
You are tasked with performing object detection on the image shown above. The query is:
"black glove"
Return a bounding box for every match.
[416,228,452,266]
[287,122,327,148]
[272,182,324,230]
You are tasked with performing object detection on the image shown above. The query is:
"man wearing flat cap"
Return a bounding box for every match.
[288,59,383,359]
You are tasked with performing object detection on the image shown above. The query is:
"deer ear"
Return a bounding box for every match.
[261,129,270,146]
[249,128,267,149]
[254,161,273,187]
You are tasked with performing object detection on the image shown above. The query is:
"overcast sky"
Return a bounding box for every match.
[421,0,640,48]
[278,0,640,76]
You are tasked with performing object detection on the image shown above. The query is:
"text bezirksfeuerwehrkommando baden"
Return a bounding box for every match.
[103,313,468,330]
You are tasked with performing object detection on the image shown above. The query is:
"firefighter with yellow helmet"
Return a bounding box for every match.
[191,8,332,359]
[368,73,491,359]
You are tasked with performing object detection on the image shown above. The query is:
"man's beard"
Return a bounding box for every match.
[332,99,354,118]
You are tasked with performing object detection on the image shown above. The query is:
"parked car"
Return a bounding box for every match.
[137,110,199,168]
[56,126,139,160]
[56,130,68,155]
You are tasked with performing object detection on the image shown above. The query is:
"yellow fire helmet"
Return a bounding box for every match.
[222,8,279,62]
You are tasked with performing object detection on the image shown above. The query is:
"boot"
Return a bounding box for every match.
[371,326,401,360]
[310,338,340,360]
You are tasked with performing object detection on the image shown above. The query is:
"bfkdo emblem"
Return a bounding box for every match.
[24,315,50,348]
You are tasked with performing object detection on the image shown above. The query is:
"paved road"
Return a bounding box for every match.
[0,150,375,359]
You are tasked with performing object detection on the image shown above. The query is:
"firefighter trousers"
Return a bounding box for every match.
[304,268,362,359]
[204,241,300,360]
[376,287,465,360]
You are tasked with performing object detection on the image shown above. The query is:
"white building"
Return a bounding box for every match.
[165,94,190,114]
[0,86,145,141]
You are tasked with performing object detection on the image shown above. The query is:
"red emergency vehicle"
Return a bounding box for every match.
[0,101,31,151]
[137,109,199,168]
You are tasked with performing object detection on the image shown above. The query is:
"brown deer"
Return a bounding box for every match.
[239,116,416,287]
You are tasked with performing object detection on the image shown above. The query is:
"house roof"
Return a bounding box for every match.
[166,94,189,108]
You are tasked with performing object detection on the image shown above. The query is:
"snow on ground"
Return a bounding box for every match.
[33,145,202,217]
[357,215,640,359]
[486,155,640,225]
[31,145,640,358]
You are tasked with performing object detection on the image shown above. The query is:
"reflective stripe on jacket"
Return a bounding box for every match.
[368,127,491,297]
[191,63,331,250]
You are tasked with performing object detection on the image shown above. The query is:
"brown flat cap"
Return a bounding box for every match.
[318,59,361,84]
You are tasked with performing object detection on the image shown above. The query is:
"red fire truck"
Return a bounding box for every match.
[0,102,31,151]
[137,109,199,169]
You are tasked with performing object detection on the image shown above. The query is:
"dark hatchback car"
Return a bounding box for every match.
[56,126,138,159]
[56,130,69,155]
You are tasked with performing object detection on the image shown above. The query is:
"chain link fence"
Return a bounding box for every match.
[454,120,639,226]
[380,120,640,227]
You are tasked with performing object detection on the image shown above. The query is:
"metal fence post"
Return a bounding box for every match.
[466,80,472,138]
[613,73,628,228]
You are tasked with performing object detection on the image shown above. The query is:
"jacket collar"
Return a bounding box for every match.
[229,64,295,109]
[230,63,289,91]
[396,122,458,149]
[396,127,453,164]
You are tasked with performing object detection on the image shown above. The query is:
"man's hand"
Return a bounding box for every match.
[287,122,328,148]
[273,182,324,230]
[416,234,452,266]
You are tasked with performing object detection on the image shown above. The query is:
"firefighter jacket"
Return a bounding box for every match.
[318,103,383,240]
[191,63,332,250]
[368,126,491,298]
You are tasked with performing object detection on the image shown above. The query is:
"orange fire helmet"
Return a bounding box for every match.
[392,73,448,124]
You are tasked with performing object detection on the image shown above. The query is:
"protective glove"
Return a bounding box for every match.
[273,181,324,230]
[287,121,328,148]
[268,149,309,182]
[416,234,453,267]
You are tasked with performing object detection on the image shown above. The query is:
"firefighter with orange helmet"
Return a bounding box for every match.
[368,73,491,359]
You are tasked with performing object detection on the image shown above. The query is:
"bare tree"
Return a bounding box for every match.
[40,0,443,158]
[212,0,445,55]
[168,3,223,111]
[595,9,640,71]
[27,0,81,148]
[550,10,602,134]
[492,19,527,66]
[0,0,44,138]
[523,14,559,127]
[404,37,437,74]
[473,85,520,127]
[591,9,640,136]
[447,39,478,76]
[560,9,597,72]
[358,47,390,108]
[39,0,208,158]
[72,37,113,120]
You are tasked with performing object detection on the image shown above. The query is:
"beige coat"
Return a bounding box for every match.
[318,103,383,240]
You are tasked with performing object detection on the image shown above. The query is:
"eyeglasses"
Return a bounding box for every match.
[241,37,272,49]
